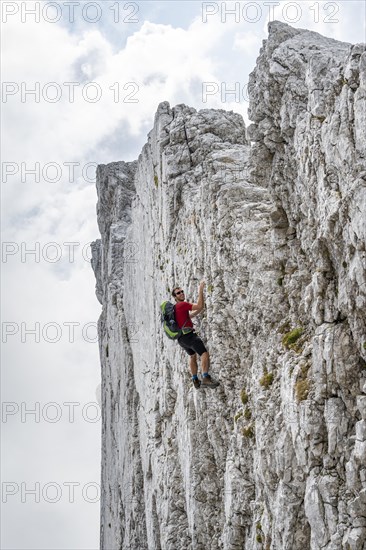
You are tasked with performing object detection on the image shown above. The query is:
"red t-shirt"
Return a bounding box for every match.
[175,301,193,329]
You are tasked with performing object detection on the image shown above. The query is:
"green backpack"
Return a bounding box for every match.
[160,301,192,340]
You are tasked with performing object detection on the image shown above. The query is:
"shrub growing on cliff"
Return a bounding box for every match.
[242,425,254,438]
[294,361,311,401]
[244,407,252,420]
[295,379,309,401]
[240,389,248,405]
[259,371,274,389]
[282,327,303,349]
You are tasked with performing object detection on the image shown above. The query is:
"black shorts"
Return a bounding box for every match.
[177,331,207,356]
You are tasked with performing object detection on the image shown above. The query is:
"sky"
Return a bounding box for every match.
[1,1,365,549]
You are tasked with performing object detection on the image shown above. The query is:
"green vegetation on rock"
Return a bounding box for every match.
[244,407,252,420]
[282,327,303,349]
[259,371,274,389]
[295,379,309,401]
[240,389,248,405]
[242,425,254,438]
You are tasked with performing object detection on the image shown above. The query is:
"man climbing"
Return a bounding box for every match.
[172,281,219,390]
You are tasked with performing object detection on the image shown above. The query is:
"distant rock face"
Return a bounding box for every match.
[92,21,366,550]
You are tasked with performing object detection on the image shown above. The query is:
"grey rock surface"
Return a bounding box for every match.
[92,21,366,550]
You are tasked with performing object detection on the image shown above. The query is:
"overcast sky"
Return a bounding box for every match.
[1,1,365,549]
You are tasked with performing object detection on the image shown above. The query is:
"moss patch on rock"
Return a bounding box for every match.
[242,425,254,438]
[240,389,248,405]
[259,371,274,389]
[282,327,303,349]
[244,407,252,420]
[295,379,309,401]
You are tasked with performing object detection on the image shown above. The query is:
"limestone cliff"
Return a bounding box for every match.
[91,21,366,550]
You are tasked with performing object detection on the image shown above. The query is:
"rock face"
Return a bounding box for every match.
[92,21,366,550]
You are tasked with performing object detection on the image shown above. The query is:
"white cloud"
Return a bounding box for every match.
[3,14,235,164]
[233,30,262,53]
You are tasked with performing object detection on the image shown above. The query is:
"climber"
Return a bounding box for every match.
[172,281,219,390]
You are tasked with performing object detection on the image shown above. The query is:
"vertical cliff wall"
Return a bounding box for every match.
[92,21,366,550]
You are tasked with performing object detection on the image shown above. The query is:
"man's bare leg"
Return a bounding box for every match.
[201,351,209,375]
[200,351,219,387]
[189,354,198,376]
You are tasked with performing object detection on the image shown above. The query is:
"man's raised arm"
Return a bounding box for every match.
[191,280,205,313]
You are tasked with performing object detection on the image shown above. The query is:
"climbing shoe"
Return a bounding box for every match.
[201,374,220,389]
[192,378,201,389]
